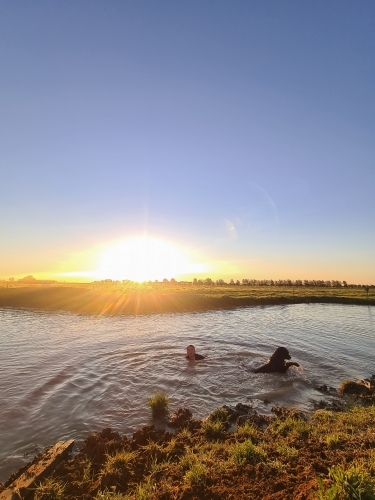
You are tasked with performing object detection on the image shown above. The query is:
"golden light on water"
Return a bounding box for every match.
[94,236,208,282]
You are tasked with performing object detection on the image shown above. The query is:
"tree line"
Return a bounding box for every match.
[190,278,373,288]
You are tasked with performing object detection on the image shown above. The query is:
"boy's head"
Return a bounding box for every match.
[186,344,196,360]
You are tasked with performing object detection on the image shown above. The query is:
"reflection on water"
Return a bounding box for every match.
[0,303,374,481]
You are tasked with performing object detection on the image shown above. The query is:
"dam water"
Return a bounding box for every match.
[0,303,374,482]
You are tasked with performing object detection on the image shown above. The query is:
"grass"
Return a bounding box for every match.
[34,478,66,500]
[99,450,137,484]
[0,283,373,316]
[235,422,259,442]
[270,416,312,439]
[276,441,299,458]
[325,433,347,448]
[94,490,129,500]
[230,439,267,466]
[134,478,154,500]
[184,462,207,487]
[316,463,375,500]
[25,397,375,499]
[147,392,169,418]
[206,407,230,425]
[201,419,226,439]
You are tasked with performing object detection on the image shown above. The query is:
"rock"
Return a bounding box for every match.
[237,411,270,429]
[339,380,371,395]
[167,408,192,428]
[271,406,308,421]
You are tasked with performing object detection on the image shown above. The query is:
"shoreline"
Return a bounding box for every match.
[1,380,375,500]
[0,286,374,316]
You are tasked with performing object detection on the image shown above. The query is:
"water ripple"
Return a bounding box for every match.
[0,303,374,481]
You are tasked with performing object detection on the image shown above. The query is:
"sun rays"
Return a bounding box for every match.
[96,236,208,282]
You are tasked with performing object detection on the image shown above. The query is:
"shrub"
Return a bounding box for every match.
[147,392,169,418]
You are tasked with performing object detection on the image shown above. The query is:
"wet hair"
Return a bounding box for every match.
[186,344,195,350]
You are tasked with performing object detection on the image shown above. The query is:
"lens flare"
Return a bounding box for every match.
[97,236,206,282]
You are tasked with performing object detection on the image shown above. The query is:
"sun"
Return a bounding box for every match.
[97,236,206,282]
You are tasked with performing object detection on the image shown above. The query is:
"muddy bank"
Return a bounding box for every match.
[0,286,374,316]
[2,381,375,500]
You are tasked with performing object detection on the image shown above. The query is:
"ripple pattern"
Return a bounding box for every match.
[0,303,374,481]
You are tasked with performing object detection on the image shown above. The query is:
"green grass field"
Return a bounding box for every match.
[0,282,373,315]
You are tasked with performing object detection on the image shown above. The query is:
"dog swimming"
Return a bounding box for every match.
[252,347,300,373]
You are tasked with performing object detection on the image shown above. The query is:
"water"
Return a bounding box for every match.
[0,303,374,482]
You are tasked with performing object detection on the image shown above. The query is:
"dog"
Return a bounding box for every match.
[252,347,300,373]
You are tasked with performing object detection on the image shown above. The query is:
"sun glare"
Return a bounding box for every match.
[96,236,207,282]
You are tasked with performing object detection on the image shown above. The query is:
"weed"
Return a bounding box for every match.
[77,459,94,486]
[325,433,347,448]
[207,408,230,424]
[267,459,285,471]
[100,450,137,482]
[316,463,375,499]
[179,451,197,471]
[147,392,169,418]
[230,439,267,466]
[313,410,336,423]
[94,488,129,500]
[184,463,207,487]
[235,422,259,442]
[276,442,298,458]
[271,417,311,439]
[148,456,172,478]
[201,420,226,439]
[178,427,192,440]
[34,478,66,500]
[141,441,166,462]
[134,478,153,500]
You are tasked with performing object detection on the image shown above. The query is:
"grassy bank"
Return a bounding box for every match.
[0,284,374,316]
[3,399,375,500]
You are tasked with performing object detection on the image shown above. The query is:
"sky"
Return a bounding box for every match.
[1,1,374,284]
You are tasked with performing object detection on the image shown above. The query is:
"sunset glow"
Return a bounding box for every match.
[95,237,208,282]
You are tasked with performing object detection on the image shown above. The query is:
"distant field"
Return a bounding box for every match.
[0,283,373,315]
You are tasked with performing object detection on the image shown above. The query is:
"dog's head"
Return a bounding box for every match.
[270,347,291,361]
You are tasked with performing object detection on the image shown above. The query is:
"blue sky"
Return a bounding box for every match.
[1,1,374,283]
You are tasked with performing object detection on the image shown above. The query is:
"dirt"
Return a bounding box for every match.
[2,382,375,499]
[0,412,355,499]
[46,419,319,499]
